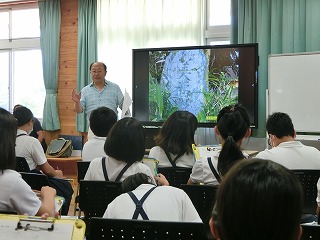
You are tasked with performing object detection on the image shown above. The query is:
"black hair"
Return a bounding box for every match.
[216,104,250,176]
[0,108,17,172]
[213,158,303,240]
[154,111,198,155]
[104,117,146,163]
[13,106,33,127]
[266,112,295,138]
[89,62,107,71]
[121,173,154,193]
[89,107,117,137]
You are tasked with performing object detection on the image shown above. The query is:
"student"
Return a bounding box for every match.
[188,104,251,185]
[148,110,198,168]
[84,117,155,183]
[256,112,320,169]
[0,107,56,216]
[103,173,202,222]
[13,106,63,178]
[209,159,303,240]
[13,106,73,215]
[81,107,117,161]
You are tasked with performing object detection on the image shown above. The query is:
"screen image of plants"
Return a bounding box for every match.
[148,48,239,123]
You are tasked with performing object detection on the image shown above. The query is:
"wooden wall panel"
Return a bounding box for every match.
[45,0,88,145]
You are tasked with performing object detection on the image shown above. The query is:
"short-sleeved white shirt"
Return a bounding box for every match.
[103,183,202,222]
[148,146,195,168]
[190,149,249,185]
[84,156,156,184]
[255,141,320,169]
[0,170,41,215]
[82,136,107,162]
[15,129,47,170]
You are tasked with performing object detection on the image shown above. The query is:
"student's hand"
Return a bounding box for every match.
[40,186,56,199]
[71,89,81,103]
[54,169,64,178]
[155,173,170,186]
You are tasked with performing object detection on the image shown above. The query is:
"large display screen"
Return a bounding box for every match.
[132,43,259,128]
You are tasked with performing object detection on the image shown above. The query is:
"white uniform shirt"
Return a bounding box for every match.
[84,156,156,184]
[255,141,320,169]
[15,129,47,170]
[82,136,107,162]
[0,170,41,215]
[190,149,249,185]
[148,146,195,168]
[103,183,202,222]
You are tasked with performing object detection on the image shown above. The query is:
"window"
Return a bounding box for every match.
[0,4,44,117]
[205,0,231,45]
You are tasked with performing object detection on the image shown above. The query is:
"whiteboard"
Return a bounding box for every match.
[268,52,320,133]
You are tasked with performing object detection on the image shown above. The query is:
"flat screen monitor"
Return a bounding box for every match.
[132,43,259,128]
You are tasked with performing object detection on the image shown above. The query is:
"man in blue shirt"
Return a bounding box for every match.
[72,62,124,120]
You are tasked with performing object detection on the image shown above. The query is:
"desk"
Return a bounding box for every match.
[47,156,81,177]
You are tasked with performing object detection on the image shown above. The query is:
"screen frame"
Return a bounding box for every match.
[132,43,259,128]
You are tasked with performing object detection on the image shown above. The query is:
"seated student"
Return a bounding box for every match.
[148,111,198,168]
[84,117,156,183]
[13,106,73,215]
[0,108,56,216]
[256,112,320,169]
[209,159,303,240]
[13,104,47,152]
[82,107,117,161]
[188,104,251,185]
[103,173,202,222]
[13,106,63,178]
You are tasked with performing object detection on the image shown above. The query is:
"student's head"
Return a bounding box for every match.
[266,112,295,138]
[154,110,198,155]
[210,158,303,240]
[12,106,34,131]
[0,108,17,172]
[89,107,117,137]
[121,173,155,193]
[104,117,145,163]
[215,104,251,175]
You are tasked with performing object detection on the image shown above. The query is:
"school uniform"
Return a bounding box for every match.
[0,170,41,215]
[149,146,195,168]
[84,156,156,184]
[103,183,202,222]
[82,136,107,162]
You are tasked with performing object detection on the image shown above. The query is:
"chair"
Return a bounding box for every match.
[292,170,320,214]
[301,224,320,240]
[90,217,207,240]
[79,180,122,236]
[15,157,30,172]
[180,184,217,222]
[20,172,50,191]
[157,167,192,188]
[74,161,91,215]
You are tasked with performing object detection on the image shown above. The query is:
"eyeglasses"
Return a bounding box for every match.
[90,70,105,74]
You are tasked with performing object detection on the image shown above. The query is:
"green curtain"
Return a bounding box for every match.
[231,0,320,137]
[39,0,61,130]
[76,0,98,132]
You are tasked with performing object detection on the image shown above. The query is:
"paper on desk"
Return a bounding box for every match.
[121,89,132,118]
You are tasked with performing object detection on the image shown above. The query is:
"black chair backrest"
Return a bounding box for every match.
[15,157,30,172]
[20,172,50,191]
[90,217,207,240]
[292,169,320,214]
[157,167,192,188]
[301,224,320,240]
[180,184,217,223]
[79,180,122,219]
[77,161,90,183]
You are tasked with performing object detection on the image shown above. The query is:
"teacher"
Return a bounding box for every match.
[72,61,124,122]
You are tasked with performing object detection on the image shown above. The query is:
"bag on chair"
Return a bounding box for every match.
[46,138,73,158]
